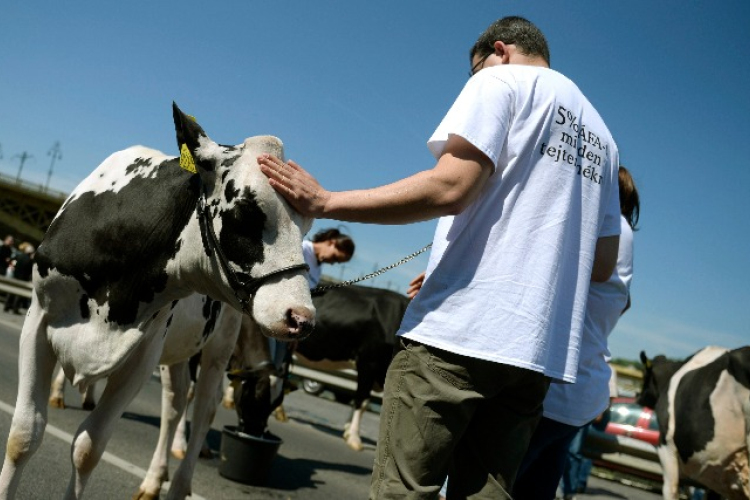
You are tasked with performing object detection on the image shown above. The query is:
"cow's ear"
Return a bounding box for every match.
[172,102,213,173]
[640,351,650,368]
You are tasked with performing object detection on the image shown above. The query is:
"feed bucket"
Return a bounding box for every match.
[219,425,283,486]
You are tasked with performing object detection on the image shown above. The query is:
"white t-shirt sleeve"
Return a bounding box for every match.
[302,240,322,288]
[427,71,515,172]
[598,150,621,238]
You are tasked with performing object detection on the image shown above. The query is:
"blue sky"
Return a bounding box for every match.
[1,1,748,362]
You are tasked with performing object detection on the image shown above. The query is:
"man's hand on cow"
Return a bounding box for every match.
[407,271,426,299]
[258,154,330,217]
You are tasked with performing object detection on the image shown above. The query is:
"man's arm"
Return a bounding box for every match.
[591,235,619,283]
[258,134,493,224]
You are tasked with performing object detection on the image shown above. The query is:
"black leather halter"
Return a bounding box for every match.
[196,191,309,314]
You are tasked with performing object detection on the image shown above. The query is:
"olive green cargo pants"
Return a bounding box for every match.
[370,339,550,500]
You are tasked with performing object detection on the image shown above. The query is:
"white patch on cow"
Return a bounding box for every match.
[36,267,158,388]
[66,147,170,201]
[664,346,729,449]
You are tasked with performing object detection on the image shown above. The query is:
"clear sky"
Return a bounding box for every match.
[1,1,748,362]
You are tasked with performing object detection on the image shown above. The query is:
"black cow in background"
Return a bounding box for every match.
[295,284,409,449]
[638,346,750,500]
[230,284,410,451]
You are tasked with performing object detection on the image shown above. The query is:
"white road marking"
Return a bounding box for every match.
[0,394,206,499]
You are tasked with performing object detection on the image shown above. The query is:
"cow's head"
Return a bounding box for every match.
[637,351,682,409]
[172,103,314,340]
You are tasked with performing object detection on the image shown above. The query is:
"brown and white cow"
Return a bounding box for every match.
[0,104,314,500]
[638,346,750,500]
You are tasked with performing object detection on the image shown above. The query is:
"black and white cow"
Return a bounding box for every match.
[0,104,315,500]
[243,284,408,451]
[638,346,750,500]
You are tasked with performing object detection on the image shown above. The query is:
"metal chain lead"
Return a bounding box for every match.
[311,243,432,293]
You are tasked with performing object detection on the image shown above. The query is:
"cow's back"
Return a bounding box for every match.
[298,285,409,362]
[37,147,199,326]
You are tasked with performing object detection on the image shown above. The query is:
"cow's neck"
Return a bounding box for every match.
[164,212,235,305]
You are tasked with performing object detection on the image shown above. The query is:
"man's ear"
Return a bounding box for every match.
[492,40,512,64]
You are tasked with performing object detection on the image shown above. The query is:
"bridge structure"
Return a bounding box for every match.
[0,171,67,245]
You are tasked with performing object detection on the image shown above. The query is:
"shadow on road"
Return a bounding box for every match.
[266,454,372,490]
[582,485,629,499]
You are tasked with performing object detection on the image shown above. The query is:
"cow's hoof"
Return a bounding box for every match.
[273,406,289,422]
[171,449,186,460]
[48,396,65,409]
[131,488,160,500]
[345,439,364,452]
[199,447,213,459]
[82,401,96,411]
[221,398,235,410]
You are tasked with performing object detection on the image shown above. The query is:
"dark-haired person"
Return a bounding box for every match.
[3,242,35,315]
[303,228,355,288]
[513,165,640,500]
[268,228,355,396]
[0,235,15,277]
[259,16,621,499]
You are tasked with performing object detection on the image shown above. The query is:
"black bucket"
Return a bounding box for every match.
[219,425,283,486]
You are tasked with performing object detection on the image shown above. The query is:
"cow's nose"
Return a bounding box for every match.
[286,307,315,339]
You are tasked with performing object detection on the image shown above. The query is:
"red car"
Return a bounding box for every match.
[604,397,660,447]
[582,397,662,480]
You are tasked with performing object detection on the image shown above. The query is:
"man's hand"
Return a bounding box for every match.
[407,271,426,299]
[258,154,330,217]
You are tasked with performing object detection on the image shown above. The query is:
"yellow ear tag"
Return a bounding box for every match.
[179,143,197,173]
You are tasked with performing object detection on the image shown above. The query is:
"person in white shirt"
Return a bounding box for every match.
[259,16,620,499]
[301,228,355,289]
[270,228,354,372]
[513,166,639,500]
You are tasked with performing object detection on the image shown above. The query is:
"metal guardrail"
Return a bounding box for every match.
[290,361,384,401]
[0,171,68,200]
[0,276,32,299]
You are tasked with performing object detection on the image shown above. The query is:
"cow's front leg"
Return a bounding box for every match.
[0,304,56,500]
[134,362,190,500]
[65,332,165,500]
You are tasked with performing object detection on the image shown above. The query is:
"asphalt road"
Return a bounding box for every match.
[0,308,663,499]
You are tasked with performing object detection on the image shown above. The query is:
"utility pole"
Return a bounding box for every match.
[12,152,34,183]
[0,142,4,160]
[46,141,62,191]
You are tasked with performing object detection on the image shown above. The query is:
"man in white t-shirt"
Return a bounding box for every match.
[259,16,620,500]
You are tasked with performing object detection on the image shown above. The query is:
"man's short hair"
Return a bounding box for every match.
[471,16,550,66]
